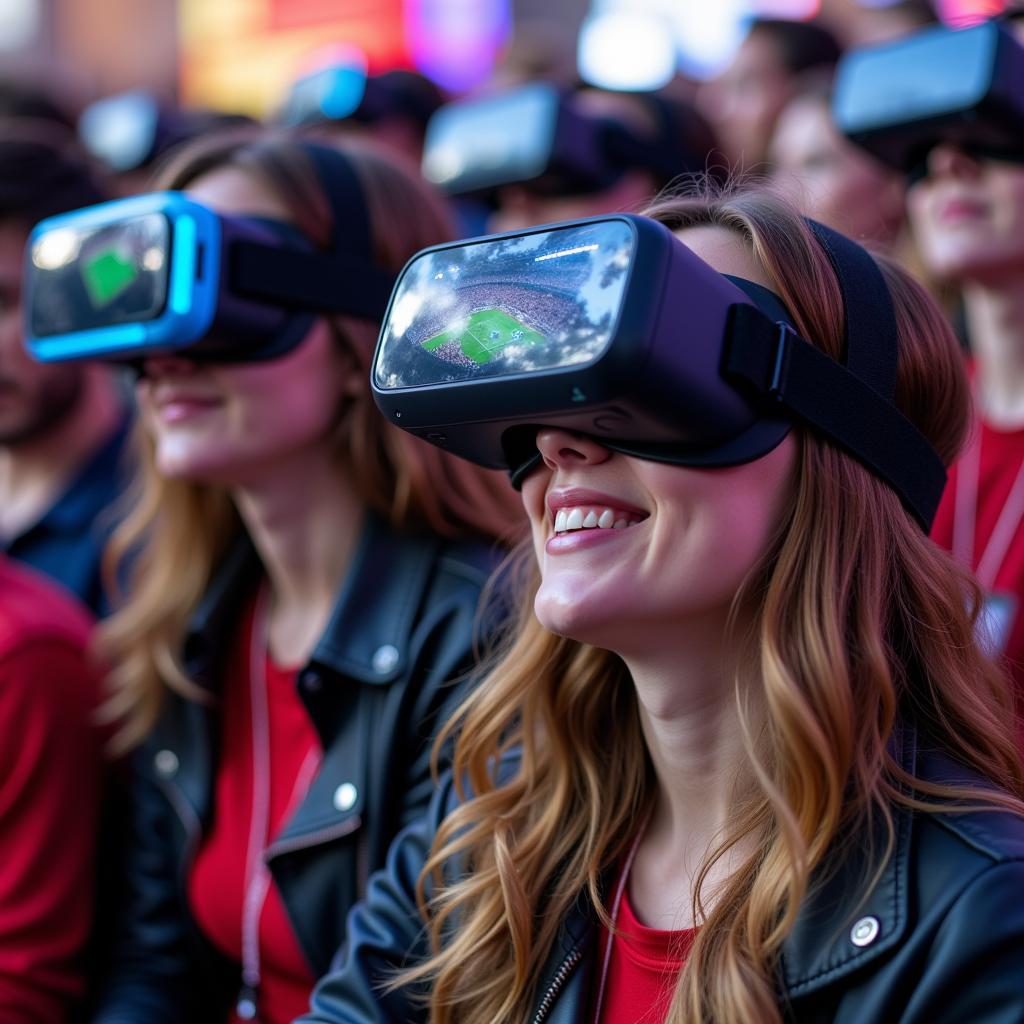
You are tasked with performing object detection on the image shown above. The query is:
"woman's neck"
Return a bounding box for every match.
[232,449,364,667]
[965,283,1024,428]
[620,616,760,930]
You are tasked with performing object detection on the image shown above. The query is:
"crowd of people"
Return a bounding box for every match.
[1,3,1023,1023]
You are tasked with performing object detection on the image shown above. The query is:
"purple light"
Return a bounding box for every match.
[406,0,512,92]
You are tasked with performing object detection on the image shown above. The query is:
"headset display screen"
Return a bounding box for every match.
[375,219,635,390]
[29,212,170,338]
[834,24,994,130]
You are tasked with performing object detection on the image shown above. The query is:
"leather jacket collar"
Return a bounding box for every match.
[532,719,1012,1020]
[181,510,442,693]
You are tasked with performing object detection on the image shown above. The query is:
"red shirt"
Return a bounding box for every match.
[188,598,322,1024]
[931,415,1024,735]
[596,886,696,1024]
[0,556,104,1023]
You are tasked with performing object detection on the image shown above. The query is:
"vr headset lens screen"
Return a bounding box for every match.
[375,219,635,388]
[29,212,169,338]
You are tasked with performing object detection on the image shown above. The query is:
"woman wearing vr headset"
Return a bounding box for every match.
[87,133,521,1024]
[298,187,1024,1024]
[906,133,1024,735]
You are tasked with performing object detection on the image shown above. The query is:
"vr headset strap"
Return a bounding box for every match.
[228,141,397,321]
[230,243,395,320]
[726,305,946,530]
[804,219,896,401]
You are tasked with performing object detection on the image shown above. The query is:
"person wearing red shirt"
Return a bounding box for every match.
[298,187,1024,1024]
[0,553,105,1022]
[909,144,1024,737]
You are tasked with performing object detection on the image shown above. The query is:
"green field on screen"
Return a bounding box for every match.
[422,308,544,365]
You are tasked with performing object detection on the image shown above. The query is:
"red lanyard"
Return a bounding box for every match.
[591,813,650,1024]
[237,589,320,1022]
[952,425,1024,590]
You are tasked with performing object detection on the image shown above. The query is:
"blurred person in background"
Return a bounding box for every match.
[280,68,445,168]
[768,73,906,248]
[488,88,723,232]
[89,131,523,1024]
[907,139,1024,734]
[0,122,131,615]
[698,17,841,171]
[78,90,256,198]
[0,552,107,1022]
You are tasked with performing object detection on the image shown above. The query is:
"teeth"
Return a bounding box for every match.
[552,506,642,534]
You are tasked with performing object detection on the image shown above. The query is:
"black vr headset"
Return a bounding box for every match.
[833,18,1024,176]
[23,143,396,363]
[372,214,946,530]
[420,83,695,198]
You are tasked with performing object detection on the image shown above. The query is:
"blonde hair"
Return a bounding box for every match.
[100,130,523,753]
[397,185,1024,1023]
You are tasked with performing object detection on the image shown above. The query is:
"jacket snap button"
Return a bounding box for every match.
[154,749,179,778]
[850,916,880,947]
[372,644,399,675]
[333,782,358,812]
[300,670,322,694]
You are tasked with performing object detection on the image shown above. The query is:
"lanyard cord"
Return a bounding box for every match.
[237,589,320,1021]
[953,424,1024,590]
[591,814,651,1024]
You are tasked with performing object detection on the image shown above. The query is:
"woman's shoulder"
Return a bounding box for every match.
[912,746,1024,871]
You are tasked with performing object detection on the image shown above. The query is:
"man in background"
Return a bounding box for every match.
[0,121,130,615]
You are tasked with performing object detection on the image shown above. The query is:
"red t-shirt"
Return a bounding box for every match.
[0,556,105,1023]
[931,415,1024,734]
[188,598,322,1024]
[596,886,696,1024]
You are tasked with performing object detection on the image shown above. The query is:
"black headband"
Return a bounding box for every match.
[228,141,396,321]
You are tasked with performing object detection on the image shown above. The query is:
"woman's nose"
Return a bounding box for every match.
[924,143,982,182]
[534,428,612,473]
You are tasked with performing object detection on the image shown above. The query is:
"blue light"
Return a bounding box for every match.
[170,214,196,315]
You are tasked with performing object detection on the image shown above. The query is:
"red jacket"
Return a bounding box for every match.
[0,556,105,1023]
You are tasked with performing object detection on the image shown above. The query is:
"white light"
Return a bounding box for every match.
[535,244,600,262]
[142,247,164,272]
[578,10,677,91]
[666,0,749,79]
[0,0,39,52]
[31,229,82,270]
[390,288,426,338]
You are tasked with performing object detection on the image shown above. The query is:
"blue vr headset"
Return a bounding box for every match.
[834,19,1024,176]
[372,214,946,530]
[23,143,396,363]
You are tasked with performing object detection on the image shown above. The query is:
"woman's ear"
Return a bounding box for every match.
[329,317,369,398]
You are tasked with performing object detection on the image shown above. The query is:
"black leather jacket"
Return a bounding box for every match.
[300,723,1024,1024]
[92,513,505,1024]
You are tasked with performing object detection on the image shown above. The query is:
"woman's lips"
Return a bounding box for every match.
[937,198,987,224]
[154,394,221,424]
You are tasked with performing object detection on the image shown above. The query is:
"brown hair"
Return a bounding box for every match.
[395,183,1024,1023]
[100,129,523,752]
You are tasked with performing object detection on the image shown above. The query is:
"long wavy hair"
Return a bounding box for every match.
[399,185,1024,1023]
[99,130,523,753]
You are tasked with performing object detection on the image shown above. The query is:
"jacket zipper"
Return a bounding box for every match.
[264,815,363,860]
[532,945,584,1024]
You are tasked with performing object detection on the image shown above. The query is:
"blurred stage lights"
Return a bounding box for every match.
[577,10,677,91]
